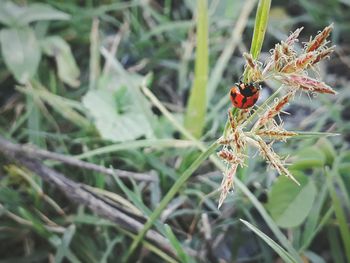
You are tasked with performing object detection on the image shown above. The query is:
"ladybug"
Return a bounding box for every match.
[229,81,260,109]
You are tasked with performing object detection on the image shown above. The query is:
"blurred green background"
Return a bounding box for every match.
[0,0,349,262]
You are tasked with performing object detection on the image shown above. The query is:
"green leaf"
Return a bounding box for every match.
[164,224,193,263]
[240,219,297,263]
[41,36,80,87]
[249,0,271,59]
[82,87,153,142]
[17,3,70,25]
[289,146,326,170]
[0,2,69,27]
[0,1,22,26]
[266,172,316,228]
[327,168,350,262]
[243,0,271,82]
[316,138,336,166]
[0,27,41,83]
[184,0,208,138]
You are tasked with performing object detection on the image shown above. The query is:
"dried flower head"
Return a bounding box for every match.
[217,24,336,208]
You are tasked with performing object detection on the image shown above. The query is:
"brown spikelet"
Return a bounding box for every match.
[274,44,281,63]
[285,27,304,45]
[243,52,256,69]
[218,137,232,145]
[228,109,238,131]
[295,52,316,69]
[312,46,335,65]
[281,42,293,57]
[256,130,298,140]
[243,53,263,82]
[230,111,246,150]
[218,149,244,166]
[280,61,295,73]
[281,52,316,73]
[281,75,337,95]
[236,109,250,126]
[218,149,236,162]
[257,138,300,185]
[253,92,294,130]
[273,45,286,71]
[218,164,238,208]
[306,24,333,52]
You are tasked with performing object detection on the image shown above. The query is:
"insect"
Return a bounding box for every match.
[229,81,261,109]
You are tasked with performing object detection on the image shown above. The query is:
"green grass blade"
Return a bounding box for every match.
[124,140,220,261]
[326,168,350,262]
[249,0,271,59]
[74,139,196,160]
[184,0,208,138]
[328,227,346,263]
[27,95,44,147]
[164,224,193,263]
[289,131,340,138]
[243,0,271,81]
[240,219,297,263]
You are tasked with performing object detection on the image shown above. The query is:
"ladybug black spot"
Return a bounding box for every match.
[242,96,247,107]
[230,90,237,99]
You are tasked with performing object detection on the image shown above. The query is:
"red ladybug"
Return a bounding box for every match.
[229,81,260,109]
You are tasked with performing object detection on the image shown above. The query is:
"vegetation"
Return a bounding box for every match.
[0,0,349,262]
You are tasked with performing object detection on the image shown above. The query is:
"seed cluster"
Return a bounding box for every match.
[217,25,336,208]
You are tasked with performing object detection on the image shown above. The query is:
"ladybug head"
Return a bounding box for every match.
[236,81,261,96]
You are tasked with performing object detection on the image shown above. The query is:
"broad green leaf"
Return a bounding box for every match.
[0,1,22,26]
[0,27,41,83]
[41,36,80,87]
[266,172,317,228]
[240,219,296,263]
[184,0,208,138]
[18,3,70,25]
[0,2,69,27]
[289,146,326,170]
[82,87,153,142]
